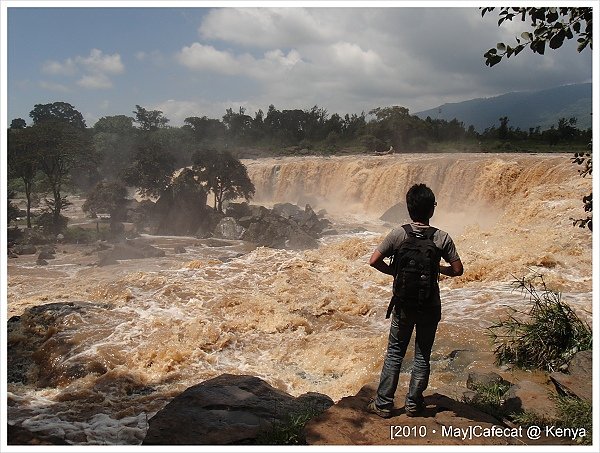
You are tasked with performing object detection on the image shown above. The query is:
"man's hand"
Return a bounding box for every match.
[440,259,463,277]
[369,250,394,275]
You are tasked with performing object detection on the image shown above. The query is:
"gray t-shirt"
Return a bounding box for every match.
[377,222,461,264]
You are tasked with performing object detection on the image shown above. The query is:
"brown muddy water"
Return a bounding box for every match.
[5,153,593,445]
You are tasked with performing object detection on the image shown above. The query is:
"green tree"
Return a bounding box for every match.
[28,102,91,233]
[30,120,91,233]
[368,106,425,151]
[192,149,255,213]
[82,181,128,231]
[122,144,176,198]
[29,102,87,129]
[222,107,253,144]
[93,115,135,134]
[184,116,226,144]
[145,127,195,167]
[498,116,510,140]
[7,128,39,228]
[132,105,169,131]
[10,118,27,129]
[482,6,592,230]
[7,189,21,224]
[92,115,137,179]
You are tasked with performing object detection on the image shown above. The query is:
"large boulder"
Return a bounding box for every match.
[7,424,69,445]
[214,217,246,240]
[501,380,558,421]
[241,213,319,250]
[13,244,37,255]
[142,374,333,445]
[549,350,592,402]
[272,202,303,220]
[96,240,165,265]
[296,204,330,236]
[225,202,252,219]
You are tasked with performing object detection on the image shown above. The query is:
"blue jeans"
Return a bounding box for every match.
[375,305,439,412]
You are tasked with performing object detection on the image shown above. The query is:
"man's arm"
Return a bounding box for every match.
[369,249,394,276]
[440,259,463,277]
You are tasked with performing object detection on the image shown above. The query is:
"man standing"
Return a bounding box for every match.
[367,183,463,418]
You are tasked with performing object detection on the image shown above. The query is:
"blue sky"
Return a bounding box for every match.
[3,2,595,128]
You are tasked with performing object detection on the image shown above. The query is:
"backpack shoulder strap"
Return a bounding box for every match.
[401,224,412,235]
[424,226,437,239]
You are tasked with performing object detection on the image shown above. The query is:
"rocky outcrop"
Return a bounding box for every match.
[13,244,37,255]
[214,217,246,240]
[142,374,333,445]
[549,350,592,402]
[7,424,69,445]
[221,202,330,250]
[501,380,558,421]
[96,239,166,266]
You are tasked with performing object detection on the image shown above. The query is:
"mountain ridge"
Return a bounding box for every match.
[415,83,592,133]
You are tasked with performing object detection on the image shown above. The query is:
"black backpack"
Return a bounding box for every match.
[386,224,441,318]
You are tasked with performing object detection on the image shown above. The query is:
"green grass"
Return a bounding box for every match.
[512,395,592,445]
[253,407,323,445]
[488,274,592,372]
[464,381,512,421]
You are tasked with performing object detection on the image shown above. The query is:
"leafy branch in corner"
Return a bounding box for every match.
[481,7,592,67]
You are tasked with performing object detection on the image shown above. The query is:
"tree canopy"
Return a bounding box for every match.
[122,143,176,198]
[133,105,170,131]
[192,148,255,213]
[82,181,128,222]
[29,102,87,129]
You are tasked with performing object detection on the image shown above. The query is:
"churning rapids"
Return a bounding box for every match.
[6,153,592,445]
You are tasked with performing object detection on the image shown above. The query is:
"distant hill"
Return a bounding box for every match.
[415,83,592,133]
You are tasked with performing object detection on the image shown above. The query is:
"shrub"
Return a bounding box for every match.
[512,396,592,445]
[63,225,110,244]
[253,406,322,445]
[35,212,69,234]
[488,274,592,372]
[465,380,512,421]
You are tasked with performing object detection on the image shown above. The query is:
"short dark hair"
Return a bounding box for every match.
[406,183,436,222]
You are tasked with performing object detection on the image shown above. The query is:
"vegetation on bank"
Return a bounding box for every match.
[479,274,593,444]
[468,380,592,445]
[488,275,592,372]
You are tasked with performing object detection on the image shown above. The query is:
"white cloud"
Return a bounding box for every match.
[38,80,70,92]
[42,58,77,76]
[76,49,124,74]
[77,73,113,89]
[40,48,124,91]
[178,7,591,115]
[176,44,241,75]
[199,8,331,49]
[135,50,166,65]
